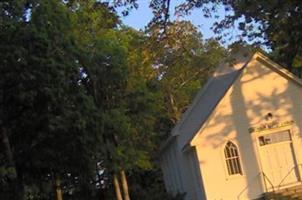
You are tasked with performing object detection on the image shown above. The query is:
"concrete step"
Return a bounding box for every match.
[264,184,302,200]
[278,186,302,193]
[276,191,302,197]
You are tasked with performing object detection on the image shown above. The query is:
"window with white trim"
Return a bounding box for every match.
[224,141,242,175]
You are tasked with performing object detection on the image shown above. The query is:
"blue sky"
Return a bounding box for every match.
[118,0,227,40]
[117,0,270,50]
[117,1,270,50]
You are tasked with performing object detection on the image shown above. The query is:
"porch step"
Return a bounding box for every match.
[264,184,302,200]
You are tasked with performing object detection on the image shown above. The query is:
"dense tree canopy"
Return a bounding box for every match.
[1,1,172,199]
[147,21,225,125]
[177,0,302,71]
[117,0,302,74]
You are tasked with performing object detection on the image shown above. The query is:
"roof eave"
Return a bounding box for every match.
[158,134,177,154]
[255,52,302,86]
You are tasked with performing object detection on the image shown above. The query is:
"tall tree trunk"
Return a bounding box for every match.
[55,176,63,200]
[1,126,16,178]
[1,126,24,200]
[120,170,130,200]
[113,173,123,200]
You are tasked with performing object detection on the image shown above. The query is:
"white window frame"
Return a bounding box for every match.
[224,141,243,176]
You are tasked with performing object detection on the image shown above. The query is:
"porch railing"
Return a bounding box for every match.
[237,172,261,200]
[262,171,275,193]
[237,172,275,200]
[238,164,302,200]
[276,163,302,191]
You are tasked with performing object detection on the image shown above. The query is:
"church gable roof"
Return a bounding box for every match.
[160,50,302,153]
[177,49,252,149]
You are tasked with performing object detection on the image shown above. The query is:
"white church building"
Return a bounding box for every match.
[159,50,302,200]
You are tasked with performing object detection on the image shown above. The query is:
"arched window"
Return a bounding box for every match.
[224,141,242,175]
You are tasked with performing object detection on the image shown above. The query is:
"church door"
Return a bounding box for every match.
[258,130,300,190]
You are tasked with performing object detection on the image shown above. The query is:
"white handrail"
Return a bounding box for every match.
[277,163,302,190]
[237,172,275,200]
[237,172,263,200]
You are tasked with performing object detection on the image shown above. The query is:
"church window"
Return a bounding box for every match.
[224,141,242,175]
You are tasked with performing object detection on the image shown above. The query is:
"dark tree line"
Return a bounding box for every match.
[0,0,224,199]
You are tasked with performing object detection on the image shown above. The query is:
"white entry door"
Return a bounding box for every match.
[259,130,299,189]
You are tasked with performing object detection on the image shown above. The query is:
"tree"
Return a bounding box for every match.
[146,21,225,130]
[0,1,98,199]
[124,21,225,200]
[115,0,302,74]
[1,1,226,200]
[178,0,302,71]
[68,1,164,199]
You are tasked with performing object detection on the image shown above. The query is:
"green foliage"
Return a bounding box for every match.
[219,0,302,71]
[69,1,160,174]
[129,169,185,200]
[174,0,302,71]
[1,0,98,198]
[147,21,225,128]
[117,0,302,72]
[1,1,225,199]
